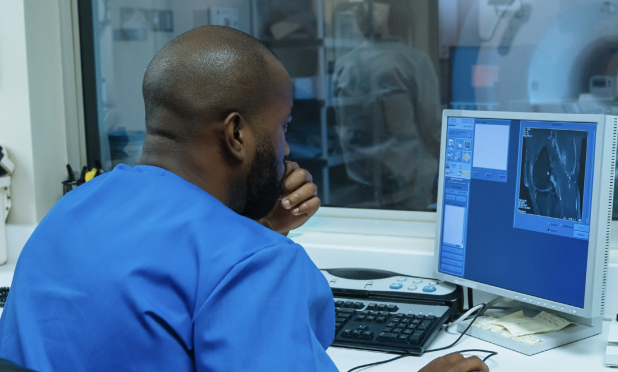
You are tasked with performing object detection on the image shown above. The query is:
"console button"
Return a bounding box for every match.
[407,285,418,291]
[423,286,437,293]
[389,283,403,290]
[397,277,407,282]
[413,279,423,284]
[428,281,438,285]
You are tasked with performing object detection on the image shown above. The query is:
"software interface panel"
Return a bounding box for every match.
[439,117,597,308]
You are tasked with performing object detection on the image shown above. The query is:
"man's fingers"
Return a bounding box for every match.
[290,196,321,217]
[452,356,489,372]
[444,353,465,364]
[282,183,318,209]
[284,161,300,178]
[283,168,313,194]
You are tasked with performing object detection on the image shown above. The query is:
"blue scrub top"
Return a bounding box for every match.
[0,165,337,371]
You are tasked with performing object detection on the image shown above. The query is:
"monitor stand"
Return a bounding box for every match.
[456,302,603,355]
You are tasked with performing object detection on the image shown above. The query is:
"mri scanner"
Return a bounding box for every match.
[451,0,618,115]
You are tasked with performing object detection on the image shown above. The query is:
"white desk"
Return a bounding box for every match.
[328,320,613,371]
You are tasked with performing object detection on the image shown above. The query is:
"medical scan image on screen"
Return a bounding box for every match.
[439,117,597,308]
[517,128,588,223]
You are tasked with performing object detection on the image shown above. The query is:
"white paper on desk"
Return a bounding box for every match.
[489,310,571,337]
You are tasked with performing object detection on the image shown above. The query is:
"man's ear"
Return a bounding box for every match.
[222,112,248,162]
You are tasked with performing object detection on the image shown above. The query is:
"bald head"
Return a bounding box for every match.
[142,26,286,142]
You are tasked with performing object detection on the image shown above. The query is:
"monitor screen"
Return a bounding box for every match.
[438,116,597,308]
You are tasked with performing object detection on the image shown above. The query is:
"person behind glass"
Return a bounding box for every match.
[0,26,486,372]
[333,1,442,211]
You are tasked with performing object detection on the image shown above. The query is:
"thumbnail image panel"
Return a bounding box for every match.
[517,128,587,222]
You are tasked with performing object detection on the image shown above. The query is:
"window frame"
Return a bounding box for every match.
[72,0,618,235]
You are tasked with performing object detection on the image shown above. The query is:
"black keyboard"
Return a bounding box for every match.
[332,298,450,355]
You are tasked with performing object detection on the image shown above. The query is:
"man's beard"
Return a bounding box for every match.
[230,135,285,221]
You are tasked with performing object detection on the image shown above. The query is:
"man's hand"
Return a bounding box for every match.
[419,353,489,372]
[259,161,321,236]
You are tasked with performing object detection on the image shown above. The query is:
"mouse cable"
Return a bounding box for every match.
[346,354,408,372]
[346,303,495,372]
[449,349,498,362]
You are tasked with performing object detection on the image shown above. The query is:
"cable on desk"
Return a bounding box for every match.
[451,349,498,362]
[346,354,407,372]
[346,303,498,372]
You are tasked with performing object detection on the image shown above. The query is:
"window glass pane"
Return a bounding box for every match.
[87,0,618,216]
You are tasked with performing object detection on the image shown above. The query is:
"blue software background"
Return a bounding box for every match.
[463,120,589,308]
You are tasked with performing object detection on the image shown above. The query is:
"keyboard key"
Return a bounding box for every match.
[402,329,414,336]
[343,301,354,308]
[425,315,436,321]
[415,315,426,320]
[408,330,424,344]
[335,300,343,307]
[353,302,365,309]
[368,311,379,317]
[340,329,351,338]
[407,324,417,331]
[387,304,399,312]
[355,315,366,322]
[379,311,390,317]
[377,304,386,311]
[351,329,363,338]
[408,333,421,344]
[418,320,433,330]
[366,303,377,310]
[387,322,398,328]
[336,317,348,324]
[361,331,375,340]
[383,327,393,333]
[376,316,387,324]
[401,318,411,324]
[377,332,399,343]
[338,309,355,314]
[394,328,404,334]
[397,334,409,343]
[336,312,352,320]
[357,325,368,331]
[412,319,421,324]
[365,316,375,323]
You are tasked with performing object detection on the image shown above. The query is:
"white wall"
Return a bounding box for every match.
[0,0,70,224]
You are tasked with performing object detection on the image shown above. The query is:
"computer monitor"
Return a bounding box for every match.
[433,110,617,352]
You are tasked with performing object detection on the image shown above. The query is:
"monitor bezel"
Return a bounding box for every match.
[433,110,615,319]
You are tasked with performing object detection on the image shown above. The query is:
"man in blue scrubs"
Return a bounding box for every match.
[0,27,488,372]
